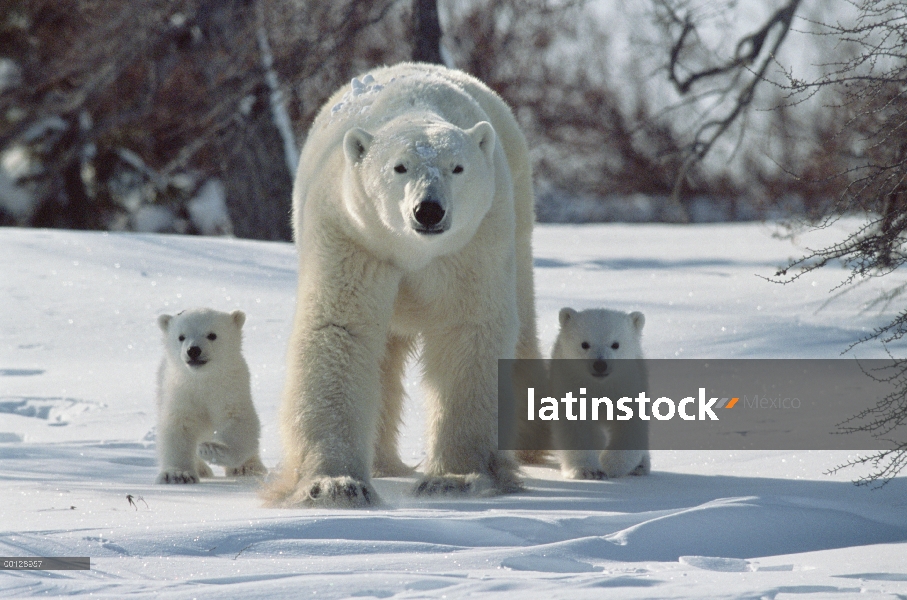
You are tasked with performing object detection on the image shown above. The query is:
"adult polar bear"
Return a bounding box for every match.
[265,63,542,507]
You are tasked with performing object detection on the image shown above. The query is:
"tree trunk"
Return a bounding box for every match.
[217,84,294,242]
[412,0,443,65]
[196,0,294,241]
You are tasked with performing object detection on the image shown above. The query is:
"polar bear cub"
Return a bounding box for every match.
[551,308,651,479]
[155,308,267,484]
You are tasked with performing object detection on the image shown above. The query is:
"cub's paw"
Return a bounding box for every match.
[156,469,199,484]
[599,449,650,478]
[559,450,606,480]
[227,455,268,477]
[628,452,651,476]
[197,441,230,466]
[285,476,378,508]
[196,459,214,479]
[562,466,608,480]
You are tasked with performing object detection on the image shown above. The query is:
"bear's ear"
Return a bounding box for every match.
[630,311,645,333]
[466,121,495,162]
[559,307,577,327]
[343,127,373,164]
[231,310,246,329]
[157,314,173,333]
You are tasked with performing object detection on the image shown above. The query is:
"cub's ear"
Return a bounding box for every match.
[630,311,645,333]
[157,314,173,333]
[466,121,495,162]
[343,127,373,164]
[231,310,246,329]
[559,307,577,327]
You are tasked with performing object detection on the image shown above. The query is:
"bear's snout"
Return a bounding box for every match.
[591,359,609,377]
[185,345,207,366]
[413,200,446,232]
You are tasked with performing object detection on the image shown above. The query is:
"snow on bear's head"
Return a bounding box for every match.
[553,308,645,379]
[157,308,245,370]
[341,114,497,265]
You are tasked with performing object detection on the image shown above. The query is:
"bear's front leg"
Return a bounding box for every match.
[599,418,651,478]
[417,319,523,497]
[372,334,417,478]
[156,419,203,484]
[264,253,402,508]
[552,420,609,480]
[198,407,262,472]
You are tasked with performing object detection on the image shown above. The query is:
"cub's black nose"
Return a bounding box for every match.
[592,359,609,375]
[187,346,202,360]
[414,200,445,227]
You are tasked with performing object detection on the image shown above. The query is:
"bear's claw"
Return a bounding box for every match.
[413,473,523,497]
[156,470,199,484]
[577,468,609,480]
[284,476,378,508]
[227,456,268,477]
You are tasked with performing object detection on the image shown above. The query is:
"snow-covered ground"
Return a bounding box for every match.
[2,221,906,598]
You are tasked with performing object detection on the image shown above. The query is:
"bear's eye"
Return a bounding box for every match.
[178,335,185,342]
[581,342,590,350]
[452,165,464,174]
[611,342,620,350]
[207,333,217,341]
[393,164,407,174]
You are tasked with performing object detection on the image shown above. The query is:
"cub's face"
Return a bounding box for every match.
[556,308,645,378]
[342,117,497,265]
[158,308,245,369]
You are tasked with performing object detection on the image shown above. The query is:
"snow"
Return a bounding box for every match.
[2,221,907,598]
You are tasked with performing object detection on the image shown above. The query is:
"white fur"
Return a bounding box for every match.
[155,308,266,484]
[551,308,651,479]
[267,63,542,508]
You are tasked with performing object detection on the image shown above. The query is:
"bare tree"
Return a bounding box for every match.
[768,1,907,486]
[652,0,802,219]
[662,0,907,484]
[0,0,406,239]
[444,0,701,218]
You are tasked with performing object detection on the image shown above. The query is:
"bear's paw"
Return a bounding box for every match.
[562,466,609,480]
[599,449,650,478]
[196,459,214,479]
[156,469,199,484]
[413,473,523,497]
[197,441,230,466]
[628,452,651,476]
[227,456,268,477]
[284,476,378,508]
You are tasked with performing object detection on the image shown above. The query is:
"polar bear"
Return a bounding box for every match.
[264,63,542,508]
[155,308,267,484]
[550,308,651,479]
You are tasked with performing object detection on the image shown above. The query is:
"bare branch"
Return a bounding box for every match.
[656,0,803,213]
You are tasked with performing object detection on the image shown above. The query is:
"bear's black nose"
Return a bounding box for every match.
[592,359,608,375]
[187,346,202,360]
[414,200,445,228]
